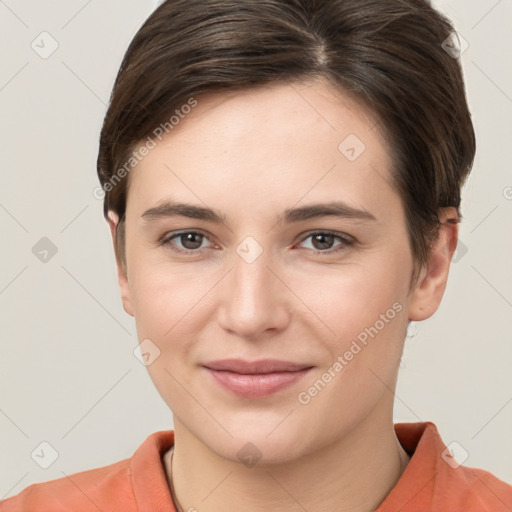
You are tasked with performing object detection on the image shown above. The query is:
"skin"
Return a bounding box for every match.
[108,78,458,512]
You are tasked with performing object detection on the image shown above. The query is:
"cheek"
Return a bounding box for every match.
[128,258,218,372]
[128,244,201,323]
[291,253,406,330]
[129,264,205,409]
[292,252,409,390]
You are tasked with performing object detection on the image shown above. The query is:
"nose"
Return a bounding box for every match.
[217,243,291,340]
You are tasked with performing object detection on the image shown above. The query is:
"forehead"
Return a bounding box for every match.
[126,79,399,225]
[164,79,384,149]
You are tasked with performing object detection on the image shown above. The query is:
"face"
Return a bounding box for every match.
[110,78,452,464]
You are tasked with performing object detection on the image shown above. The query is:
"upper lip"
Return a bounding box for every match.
[203,359,313,374]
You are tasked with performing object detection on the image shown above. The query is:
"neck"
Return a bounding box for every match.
[163,408,410,512]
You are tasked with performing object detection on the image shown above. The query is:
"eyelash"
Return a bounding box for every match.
[159,230,354,256]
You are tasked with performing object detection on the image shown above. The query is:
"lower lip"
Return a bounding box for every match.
[204,367,313,399]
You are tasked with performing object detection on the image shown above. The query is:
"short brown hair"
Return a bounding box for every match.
[97,0,475,291]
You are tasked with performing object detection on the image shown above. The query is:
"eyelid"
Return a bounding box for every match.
[297,230,354,244]
[159,228,210,243]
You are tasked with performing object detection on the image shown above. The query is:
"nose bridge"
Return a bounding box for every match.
[218,235,288,338]
[233,243,271,301]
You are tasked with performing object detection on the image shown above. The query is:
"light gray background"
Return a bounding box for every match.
[1,0,511,500]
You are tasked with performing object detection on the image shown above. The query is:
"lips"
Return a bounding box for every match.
[203,359,313,398]
[203,358,312,373]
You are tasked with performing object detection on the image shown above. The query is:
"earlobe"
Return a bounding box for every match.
[107,210,135,317]
[408,208,459,322]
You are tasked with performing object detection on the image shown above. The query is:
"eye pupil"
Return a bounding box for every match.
[182,233,203,249]
[312,233,334,250]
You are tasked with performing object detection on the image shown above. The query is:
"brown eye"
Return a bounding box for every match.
[299,231,354,254]
[161,231,213,253]
[311,233,335,250]
[178,232,204,250]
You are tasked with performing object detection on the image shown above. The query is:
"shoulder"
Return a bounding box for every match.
[380,421,512,511]
[425,422,512,510]
[438,463,512,511]
[0,458,135,512]
[0,430,175,512]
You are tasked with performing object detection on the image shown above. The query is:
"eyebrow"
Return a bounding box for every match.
[141,200,377,224]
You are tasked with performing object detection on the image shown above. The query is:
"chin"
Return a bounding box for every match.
[199,416,313,466]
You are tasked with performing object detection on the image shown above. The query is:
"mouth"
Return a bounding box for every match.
[202,359,314,399]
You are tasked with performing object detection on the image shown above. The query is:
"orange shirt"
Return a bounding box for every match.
[1,421,511,511]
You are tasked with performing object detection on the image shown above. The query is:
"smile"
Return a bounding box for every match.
[202,359,314,399]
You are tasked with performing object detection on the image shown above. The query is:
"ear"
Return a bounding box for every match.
[408,207,459,321]
[107,210,135,317]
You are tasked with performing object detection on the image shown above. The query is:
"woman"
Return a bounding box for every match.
[3,0,511,510]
